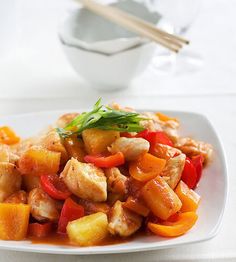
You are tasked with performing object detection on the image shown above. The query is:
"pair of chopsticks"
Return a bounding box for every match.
[75,0,189,52]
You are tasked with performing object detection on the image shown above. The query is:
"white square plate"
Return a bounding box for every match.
[0,110,228,254]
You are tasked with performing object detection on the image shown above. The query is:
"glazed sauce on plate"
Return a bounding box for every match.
[29,232,133,247]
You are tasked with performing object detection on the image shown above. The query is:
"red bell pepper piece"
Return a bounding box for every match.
[181,158,198,189]
[136,130,173,147]
[28,222,52,238]
[58,198,84,234]
[84,152,125,168]
[191,155,204,185]
[40,174,71,200]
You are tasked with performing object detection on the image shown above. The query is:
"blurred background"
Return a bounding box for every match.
[0,0,235,107]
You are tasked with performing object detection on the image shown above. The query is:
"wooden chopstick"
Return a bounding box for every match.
[75,0,189,52]
[111,5,189,45]
[93,0,188,45]
[76,0,179,52]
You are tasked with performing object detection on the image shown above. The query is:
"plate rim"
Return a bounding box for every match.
[0,109,228,255]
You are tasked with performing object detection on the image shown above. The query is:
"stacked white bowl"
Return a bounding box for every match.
[58,0,171,91]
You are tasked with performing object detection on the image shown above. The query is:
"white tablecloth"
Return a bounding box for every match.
[0,0,236,261]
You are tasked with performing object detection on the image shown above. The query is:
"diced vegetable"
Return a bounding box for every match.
[136,130,174,147]
[156,112,178,123]
[123,197,149,217]
[67,212,108,246]
[0,126,20,145]
[28,222,52,238]
[141,176,182,220]
[181,157,198,189]
[150,143,181,160]
[129,153,166,182]
[39,130,68,164]
[148,212,198,237]
[0,162,22,202]
[175,181,201,212]
[63,136,86,162]
[40,174,71,200]
[191,155,204,185]
[18,146,61,176]
[58,198,84,234]
[0,203,30,240]
[82,128,120,155]
[84,152,125,168]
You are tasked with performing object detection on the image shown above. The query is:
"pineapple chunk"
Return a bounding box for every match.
[0,203,30,240]
[39,130,68,164]
[18,146,61,176]
[67,212,108,246]
[0,163,22,202]
[141,176,182,220]
[82,128,120,155]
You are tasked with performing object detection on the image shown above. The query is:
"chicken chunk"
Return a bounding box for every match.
[28,188,60,222]
[160,120,179,142]
[0,144,19,163]
[140,112,179,141]
[108,200,142,237]
[56,113,79,128]
[140,112,163,131]
[175,137,213,163]
[109,102,136,113]
[105,167,128,196]
[77,199,110,215]
[60,158,107,202]
[161,154,186,189]
[38,130,68,164]
[152,143,181,160]
[4,190,27,204]
[108,137,150,161]
[105,167,128,204]
[0,162,22,202]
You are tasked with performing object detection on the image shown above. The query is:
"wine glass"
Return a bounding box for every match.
[145,0,203,74]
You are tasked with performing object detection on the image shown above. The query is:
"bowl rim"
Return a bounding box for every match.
[59,35,154,56]
[57,0,163,55]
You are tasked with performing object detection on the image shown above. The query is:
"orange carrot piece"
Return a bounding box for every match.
[0,126,20,145]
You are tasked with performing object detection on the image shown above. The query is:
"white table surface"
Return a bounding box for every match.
[0,0,236,261]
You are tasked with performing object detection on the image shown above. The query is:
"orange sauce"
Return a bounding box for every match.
[29,232,133,247]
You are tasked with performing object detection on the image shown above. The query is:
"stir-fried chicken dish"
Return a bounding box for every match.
[0,100,213,246]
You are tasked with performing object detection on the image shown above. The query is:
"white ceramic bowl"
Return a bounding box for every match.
[58,0,168,90]
[60,41,157,91]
